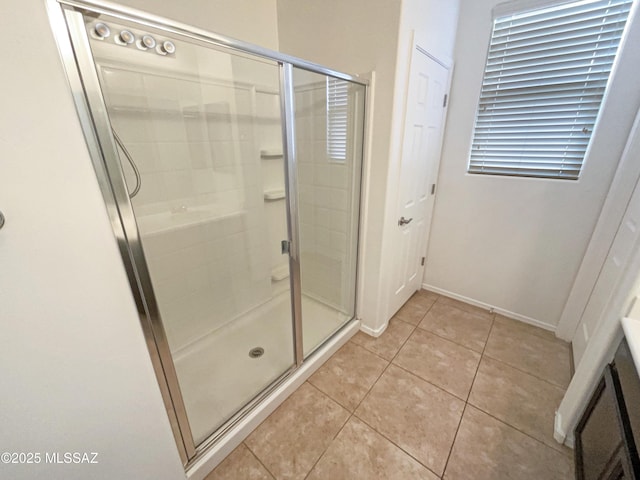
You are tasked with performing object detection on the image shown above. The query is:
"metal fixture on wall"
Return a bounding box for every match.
[91,21,176,56]
[112,129,141,198]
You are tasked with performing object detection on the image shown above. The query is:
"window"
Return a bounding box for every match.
[327,77,349,162]
[468,0,632,180]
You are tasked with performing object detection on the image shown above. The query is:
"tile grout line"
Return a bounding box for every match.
[242,370,373,480]
[302,294,434,479]
[352,414,443,479]
[389,362,469,403]
[440,311,496,477]
[465,312,495,403]
[352,293,434,365]
[481,350,570,391]
[301,365,385,479]
[395,292,440,326]
[238,292,570,479]
[358,298,498,403]
[415,301,570,388]
[391,297,489,403]
[303,291,570,479]
[300,380,353,480]
[347,293,477,478]
[242,292,490,480]
[431,296,574,461]
[350,334,407,364]
[463,403,574,459]
[474,316,573,451]
[434,295,495,320]
[412,301,493,353]
[303,344,405,480]
[347,295,445,478]
[242,441,279,480]
[467,347,572,456]
[307,342,388,411]
[431,296,575,465]
[212,294,442,478]
[413,324,488,355]
[492,314,568,344]
[344,298,440,476]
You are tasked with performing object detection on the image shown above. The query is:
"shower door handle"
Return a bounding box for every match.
[281,240,290,255]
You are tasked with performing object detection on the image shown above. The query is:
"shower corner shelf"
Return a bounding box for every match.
[263,189,286,201]
[260,149,283,159]
[271,264,290,282]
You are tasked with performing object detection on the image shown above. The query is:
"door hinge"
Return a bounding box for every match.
[431,183,436,195]
[421,257,425,266]
[443,94,448,108]
[281,240,290,255]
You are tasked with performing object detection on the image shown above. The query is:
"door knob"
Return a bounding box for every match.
[398,216,413,226]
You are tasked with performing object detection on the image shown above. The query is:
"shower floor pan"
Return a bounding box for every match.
[173,291,349,444]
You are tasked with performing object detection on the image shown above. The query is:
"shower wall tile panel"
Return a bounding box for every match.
[102,67,282,354]
[295,83,354,311]
[255,90,289,282]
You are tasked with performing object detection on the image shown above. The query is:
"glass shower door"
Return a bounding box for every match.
[85,16,295,444]
[292,68,366,355]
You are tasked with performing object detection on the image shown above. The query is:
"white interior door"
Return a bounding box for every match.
[390,48,450,315]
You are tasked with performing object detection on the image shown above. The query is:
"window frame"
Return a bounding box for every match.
[467,0,633,180]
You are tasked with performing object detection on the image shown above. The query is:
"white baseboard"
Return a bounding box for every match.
[358,318,388,338]
[553,411,575,449]
[422,283,557,333]
[554,411,566,444]
[186,319,360,480]
[564,432,575,449]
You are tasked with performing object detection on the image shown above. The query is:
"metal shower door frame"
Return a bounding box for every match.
[47,0,368,468]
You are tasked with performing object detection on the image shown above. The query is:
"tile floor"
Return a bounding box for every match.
[206,290,574,480]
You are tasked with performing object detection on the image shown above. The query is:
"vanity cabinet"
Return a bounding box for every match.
[575,340,640,480]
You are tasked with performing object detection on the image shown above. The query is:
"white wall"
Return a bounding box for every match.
[0,1,185,478]
[0,1,281,478]
[572,114,640,366]
[558,6,640,342]
[277,0,402,333]
[397,0,459,64]
[572,141,640,364]
[554,108,640,444]
[276,0,460,333]
[424,0,640,329]
[555,231,640,446]
[379,0,460,328]
[117,0,280,50]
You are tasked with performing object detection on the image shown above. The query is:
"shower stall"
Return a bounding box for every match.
[48,0,366,467]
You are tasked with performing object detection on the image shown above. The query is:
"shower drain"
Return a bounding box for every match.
[249,347,265,359]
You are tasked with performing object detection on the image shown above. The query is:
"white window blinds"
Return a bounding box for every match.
[468,0,632,180]
[327,78,349,161]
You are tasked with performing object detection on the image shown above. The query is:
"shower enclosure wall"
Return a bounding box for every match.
[48,0,366,468]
